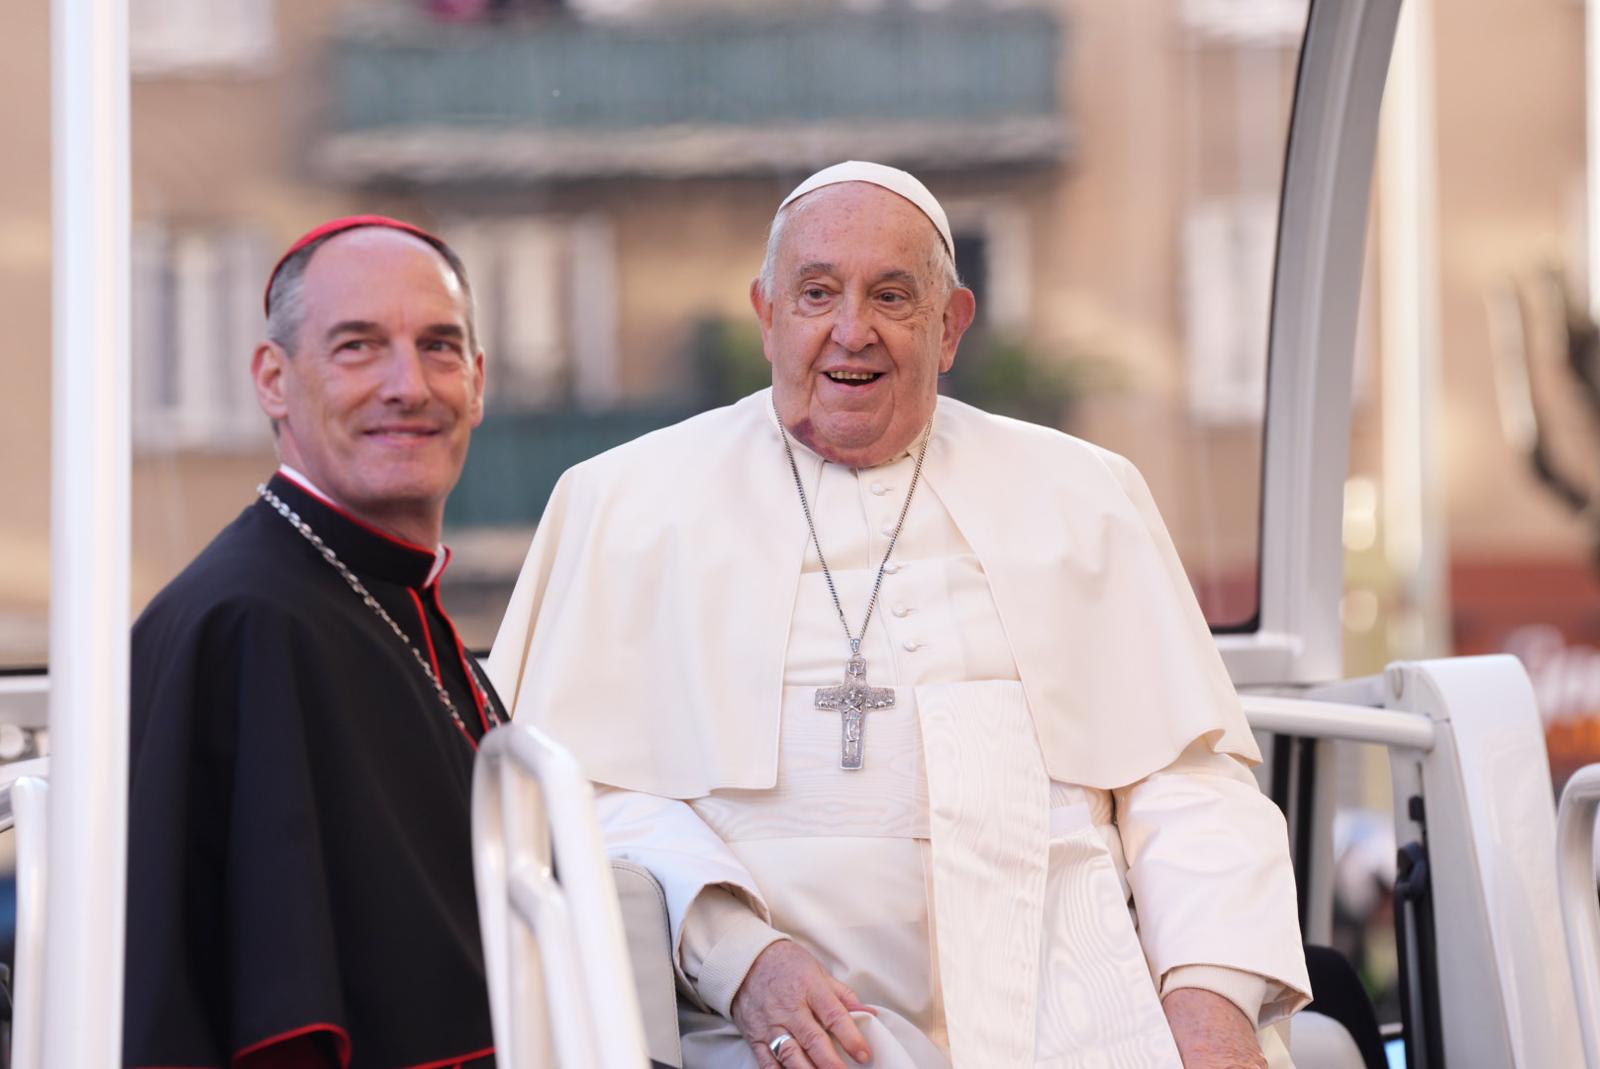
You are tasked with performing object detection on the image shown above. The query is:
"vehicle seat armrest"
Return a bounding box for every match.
[611,858,683,1068]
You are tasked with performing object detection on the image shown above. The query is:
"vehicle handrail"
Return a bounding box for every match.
[472,722,649,1069]
[9,777,47,1069]
[1240,694,1436,750]
[0,759,51,834]
[1556,763,1600,1069]
[0,763,49,1069]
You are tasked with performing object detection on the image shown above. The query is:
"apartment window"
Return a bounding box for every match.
[947,202,1031,336]
[445,215,620,410]
[1182,195,1277,425]
[131,0,275,75]
[133,225,273,449]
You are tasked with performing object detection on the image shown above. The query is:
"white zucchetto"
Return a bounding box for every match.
[778,160,955,256]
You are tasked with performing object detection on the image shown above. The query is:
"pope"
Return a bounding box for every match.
[490,162,1312,1069]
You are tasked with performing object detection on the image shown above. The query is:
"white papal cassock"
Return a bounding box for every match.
[488,390,1312,1068]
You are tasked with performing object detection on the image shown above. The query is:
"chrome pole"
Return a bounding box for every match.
[47,0,130,1060]
[1377,0,1450,660]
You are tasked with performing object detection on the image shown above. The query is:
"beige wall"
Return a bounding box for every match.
[126,0,437,608]
[0,1,56,659]
[1430,0,1591,562]
[128,3,331,609]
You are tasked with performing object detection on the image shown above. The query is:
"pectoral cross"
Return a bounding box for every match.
[815,652,895,770]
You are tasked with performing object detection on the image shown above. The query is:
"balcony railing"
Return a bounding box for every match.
[319,7,1068,182]
[446,405,696,529]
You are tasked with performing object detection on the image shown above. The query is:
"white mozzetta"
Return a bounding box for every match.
[488,389,1259,796]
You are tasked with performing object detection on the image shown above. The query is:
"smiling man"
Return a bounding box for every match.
[124,218,505,1069]
[491,163,1312,1068]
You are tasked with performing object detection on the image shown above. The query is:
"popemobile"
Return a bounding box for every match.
[2,0,1598,1067]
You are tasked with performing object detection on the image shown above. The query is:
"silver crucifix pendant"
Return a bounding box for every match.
[814,653,895,770]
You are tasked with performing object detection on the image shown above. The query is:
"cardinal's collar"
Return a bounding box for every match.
[269,465,450,589]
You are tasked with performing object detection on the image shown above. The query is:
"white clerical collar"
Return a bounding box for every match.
[763,393,925,470]
[276,464,450,586]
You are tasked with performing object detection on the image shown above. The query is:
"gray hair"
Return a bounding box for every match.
[265,227,479,355]
[758,200,961,300]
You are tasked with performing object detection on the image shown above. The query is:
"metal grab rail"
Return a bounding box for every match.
[1557,763,1600,1069]
[1240,694,1436,750]
[472,723,649,1069]
[0,760,50,1069]
[7,777,48,1069]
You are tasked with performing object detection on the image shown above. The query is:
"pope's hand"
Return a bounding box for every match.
[1162,988,1267,1069]
[731,939,874,1069]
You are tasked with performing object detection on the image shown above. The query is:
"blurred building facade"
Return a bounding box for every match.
[1,0,1597,783]
[3,0,1293,636]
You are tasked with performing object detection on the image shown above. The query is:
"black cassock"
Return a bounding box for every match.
[125,472,505,1069]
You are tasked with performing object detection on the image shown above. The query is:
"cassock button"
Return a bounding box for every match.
[880,523,897,537]
[892,604,910,618]
[903,639,923,652]
[883,561,902,575]
[870,481,889,496]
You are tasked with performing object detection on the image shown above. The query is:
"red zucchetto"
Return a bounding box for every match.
[263,215,442,314]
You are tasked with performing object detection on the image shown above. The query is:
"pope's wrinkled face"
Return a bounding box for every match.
[752,182,976,468]
[252,228,485,543]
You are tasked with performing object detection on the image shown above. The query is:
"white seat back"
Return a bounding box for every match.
[1288,1012,1367,1069]
[609,860,682,1068]
[1557,762,1600,1069]
[472,723,648,1069]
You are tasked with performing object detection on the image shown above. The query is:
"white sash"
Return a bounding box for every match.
[916,682,1182,1068]
[692,680,1191,1067]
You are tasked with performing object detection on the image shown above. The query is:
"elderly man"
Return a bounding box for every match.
[124,217,504,1069]
[489,162,1311,1068]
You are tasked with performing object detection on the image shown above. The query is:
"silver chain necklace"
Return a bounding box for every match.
[257,484,501,748]
[774,402,932,769]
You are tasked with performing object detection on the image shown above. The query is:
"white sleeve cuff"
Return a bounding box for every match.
[679,886,788,1017]
[1160,964,1269,1026]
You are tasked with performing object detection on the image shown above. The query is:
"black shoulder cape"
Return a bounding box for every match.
[124,474,506,1069]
